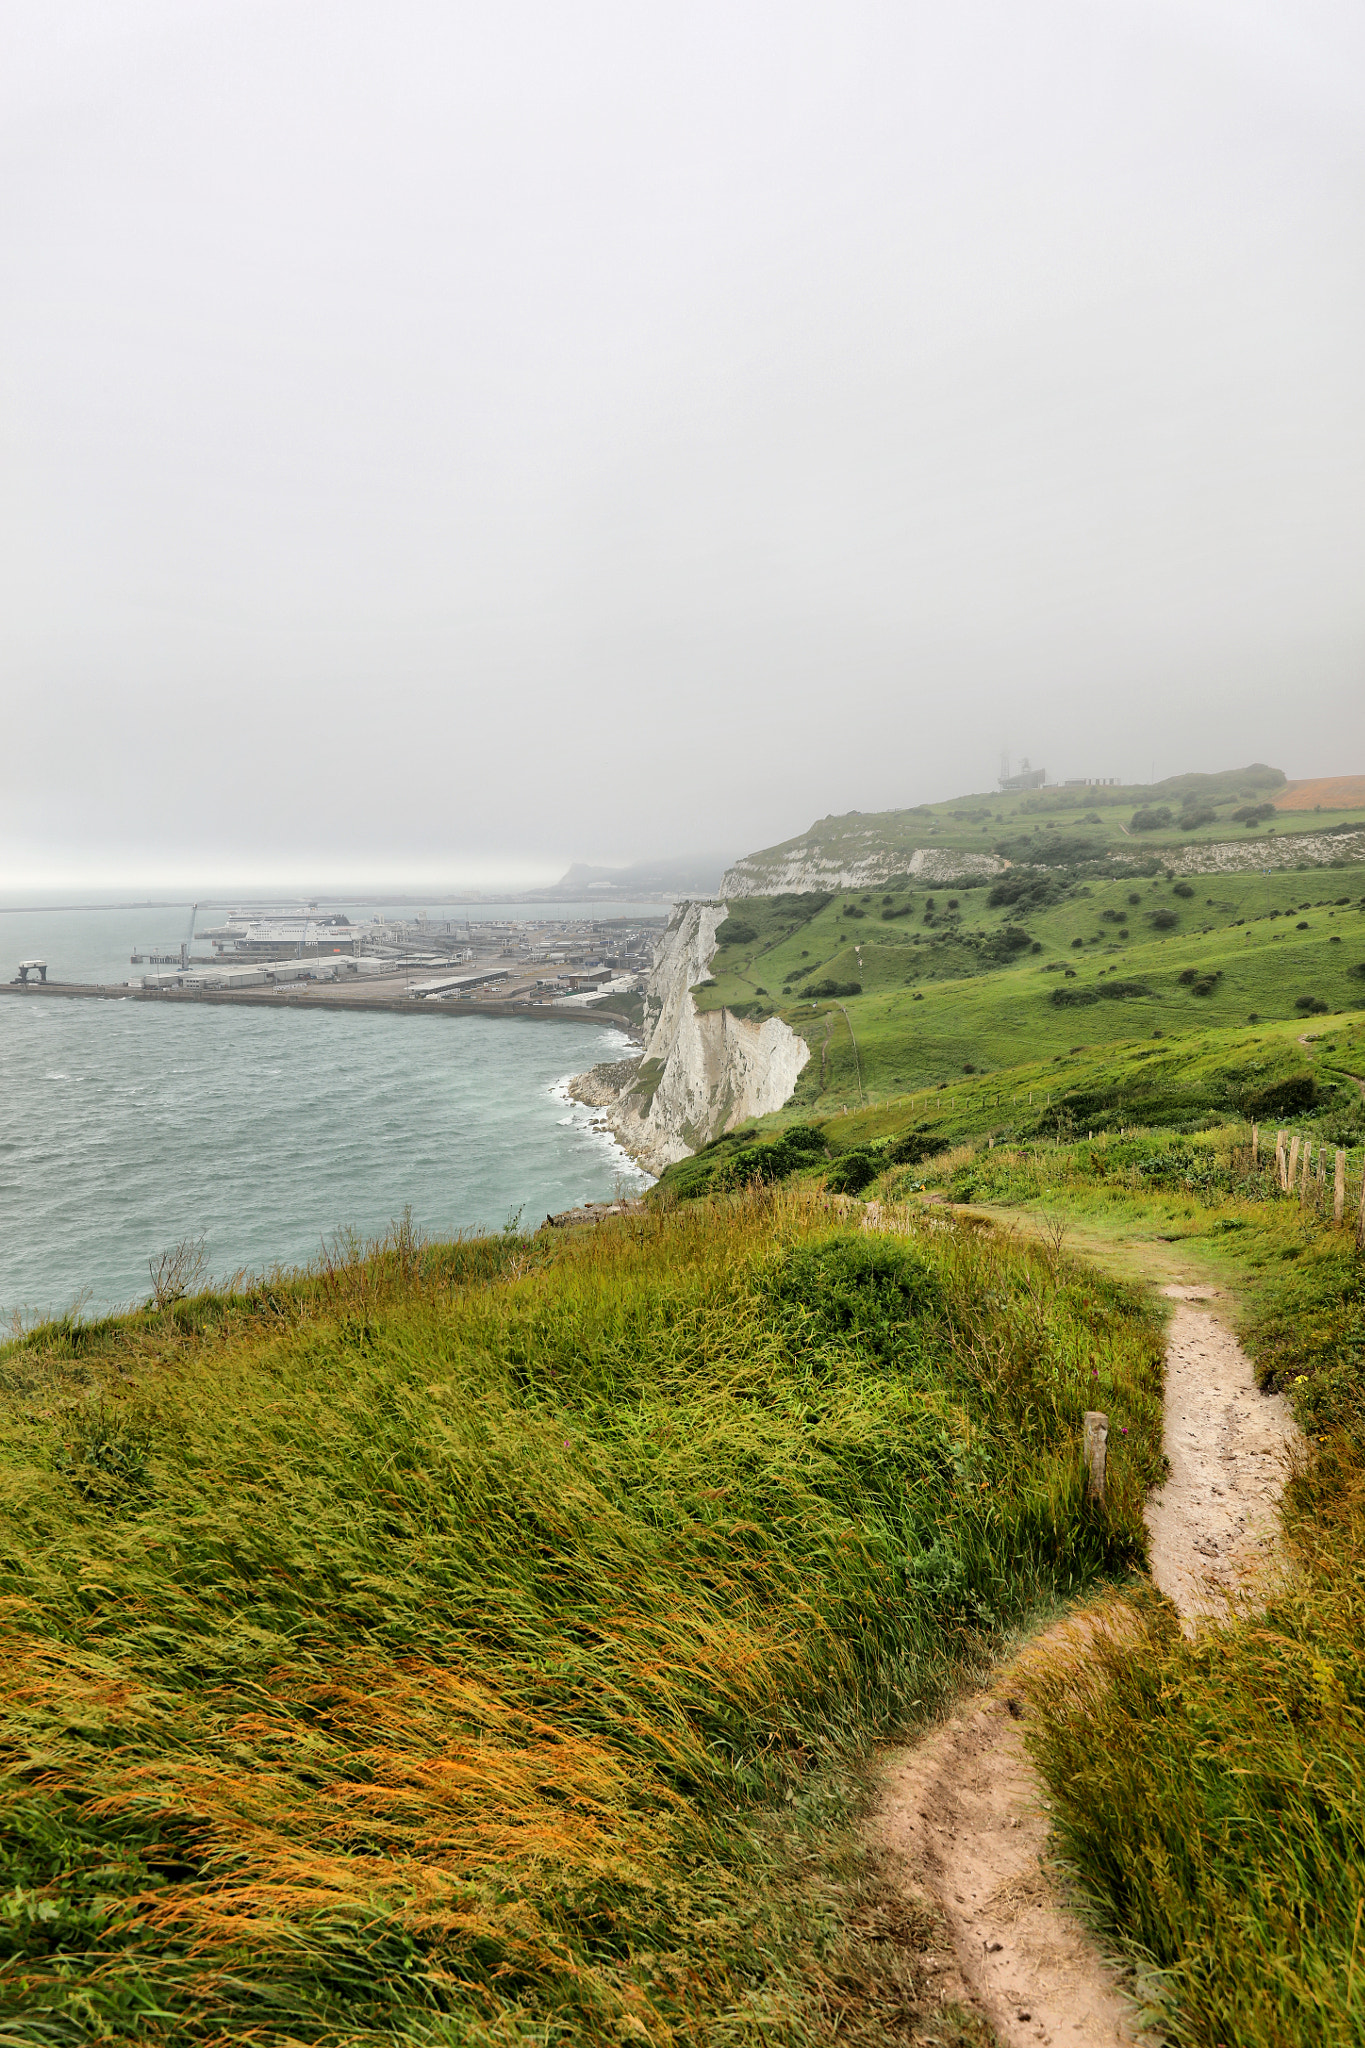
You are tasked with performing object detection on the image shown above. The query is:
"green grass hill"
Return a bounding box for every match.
[721,763,1365,893]
[696,769,1365,1122]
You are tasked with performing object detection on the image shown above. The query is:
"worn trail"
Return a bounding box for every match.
[868,1274,1297,2047]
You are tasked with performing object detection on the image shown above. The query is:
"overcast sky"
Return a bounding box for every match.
[4,0,1363,892]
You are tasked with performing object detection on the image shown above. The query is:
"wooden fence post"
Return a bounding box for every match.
[1084,1411,1108,1503]
[1358,1170,1365,1252]
[1300,1142,1313,1206]
[1276,1130,1287,1190]
[1335,1149,1346,1226]
[1288,1134,1301,1195]
[1251,1122,1259,1167]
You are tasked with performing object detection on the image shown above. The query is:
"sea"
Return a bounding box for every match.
[0,899,656,1324]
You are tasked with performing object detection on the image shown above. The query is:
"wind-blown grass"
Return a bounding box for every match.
[0,1194,1161,2045]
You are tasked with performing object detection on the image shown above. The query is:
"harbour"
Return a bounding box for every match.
[4,903,665,1033]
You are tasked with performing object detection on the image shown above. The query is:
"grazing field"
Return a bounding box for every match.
[0,1199,1162,2045]
[698,866,1365,1115]
[725,763,1365,888]
[656,1010,1365,1208]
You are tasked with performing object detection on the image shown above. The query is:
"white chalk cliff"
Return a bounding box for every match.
[569,902,810,1174]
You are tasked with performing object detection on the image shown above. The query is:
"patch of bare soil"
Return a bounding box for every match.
[865,1268,1298,2045]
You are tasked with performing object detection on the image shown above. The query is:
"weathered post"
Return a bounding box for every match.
[1300,1142,1312,1206]
[1083,1411,1108,1503]
[1335,1149,1346,1226]
[1288,1134,1301,1194]
[1276,1130,1288,1191]
[1358,1170,1365,1252]
[1251,1122,1259,1167]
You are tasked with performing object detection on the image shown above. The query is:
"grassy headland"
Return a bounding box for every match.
[8,763,1365,2045]
[697,865,1365,1116]
[0,1199,1160,2045]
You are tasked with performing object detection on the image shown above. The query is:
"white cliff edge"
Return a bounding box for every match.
[721,846,1004,895]
[569,902,810,1175]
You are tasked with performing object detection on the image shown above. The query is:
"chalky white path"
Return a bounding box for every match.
[1146,1286,1297,1626]
[870,1278,1298,2047]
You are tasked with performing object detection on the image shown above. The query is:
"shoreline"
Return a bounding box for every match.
[0,981,642,1035]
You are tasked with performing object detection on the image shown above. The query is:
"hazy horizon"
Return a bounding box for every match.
[5,1,1363,893]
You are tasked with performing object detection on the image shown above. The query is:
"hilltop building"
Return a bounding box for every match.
[998,756,1047,792]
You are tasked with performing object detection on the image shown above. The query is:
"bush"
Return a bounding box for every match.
[981,925,1034,962]
[842,905,866,919]
[1177,805,1217,830]
[1233,801,1277,825]
[808,979,862,999]
[1131,806,1173,831]
[1050,980,1151,1008]
[987,873,1063,911]
[887,1131,935,1167]
[1149,909,1179,930]
[1172,880,1195,898]
[1295,995,1330,1015]
[715,919,757,946]
[1244,1073,1318,1118]
[824,1150,879,1195]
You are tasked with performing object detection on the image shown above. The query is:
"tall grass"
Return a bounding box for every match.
[0,1192,1161,2045]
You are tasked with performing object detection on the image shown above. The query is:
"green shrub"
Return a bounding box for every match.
[981,925,1035,962]
[1244,1074,1318,1118]
[824,1150,880,1194]
[1050,981,1151,1008]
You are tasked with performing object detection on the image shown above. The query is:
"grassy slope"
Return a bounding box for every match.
[728,764,1365,876]
[693,865,1365,1116]
[662,1110,1365,2045]
[0,1201,1162,2046]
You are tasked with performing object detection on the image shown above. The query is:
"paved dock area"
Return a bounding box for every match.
[2,977,639,1030]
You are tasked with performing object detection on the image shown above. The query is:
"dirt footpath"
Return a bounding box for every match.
[868,1276,1298,2046]
[1146,1286,1297,1625]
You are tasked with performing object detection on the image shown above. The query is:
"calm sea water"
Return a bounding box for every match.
[0,901,653,1322]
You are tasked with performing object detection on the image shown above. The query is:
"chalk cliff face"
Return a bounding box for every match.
[569,902,810,1175]
[1168,828,1365,875]
[721,843,1004,895]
